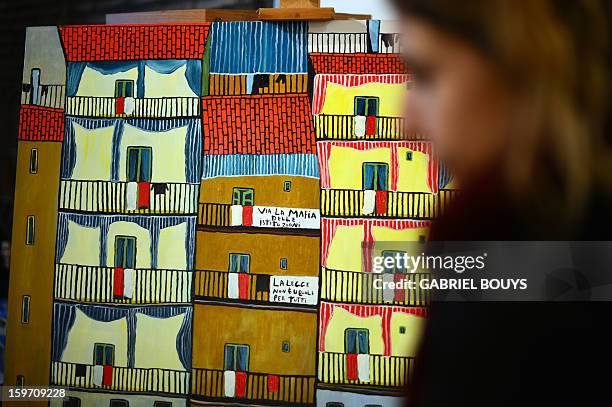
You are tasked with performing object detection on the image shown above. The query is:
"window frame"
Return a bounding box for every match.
[344,328,370,354]
[224,343,250,372]
[16,375,25,387]
[63,397,81,407]
[29,148,38,174]
[153,402,172,407]
[25,215,35,245]
[93,343,115,366]
[126,146,152,183]
[110,399,130,407]
[21,295,30,324]
[232,187,255,206]
[283,180,292,192]
[362,162,389,191]
[354,96,380,117]
[280,258,288,270]
[381,250,407,274]
[114,80,135,98]
[228,253,250,274]
[114,235,137,269]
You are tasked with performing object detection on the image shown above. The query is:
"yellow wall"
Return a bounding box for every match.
[76,66,139,97]
[192,304,316,375]
[134,313,186,370]
[157,222,188,270]
[321,82,406,117]
[71,123,114,181]
[5,141,61,391]
[390,313,426,357]
[327,145,430,192]
[106,221,151,268]
[60,221,101,266]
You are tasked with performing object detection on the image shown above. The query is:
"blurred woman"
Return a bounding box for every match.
[393,0,612,405]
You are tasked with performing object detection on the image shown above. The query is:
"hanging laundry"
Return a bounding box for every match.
[92,365,104,386]
[103,365,113,386]
[124,97,135,115]
[238,273,250,300]
[252,74,269,94]
[357,354,371,382]
[354,115,366,137]
[235,371,247,397]
[113,268,125,298]
[138,182,150,209]
[382,273,395,302]
[366,116,377,135]
[227,273,239,299]
[123,268,135,299]
[126,182,138,210]
[231,205,243,226]
[346,353,359,380]
[242,206,253,226]
[267,374,280,393]
[255,274,270,293]
[375,190,388,215]
[116,97,125,115]
[362,190,376,215]
[224,370,236,397]
[394,272,406,302]
[151,183,169,195]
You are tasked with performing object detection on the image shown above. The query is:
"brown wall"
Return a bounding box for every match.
[200,175,320,209]
[4,141,61,391]
[195,231,319,276]
[192,304,317,375]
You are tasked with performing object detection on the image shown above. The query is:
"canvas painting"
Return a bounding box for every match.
[5,18,456,407]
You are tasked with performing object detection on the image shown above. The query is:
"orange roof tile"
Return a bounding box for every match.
[309,53,407,75]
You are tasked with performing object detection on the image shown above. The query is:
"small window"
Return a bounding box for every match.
[381,250,407,273]
[282,341,290,353]
[110,400,129,407]
[114,236,137,269]
[93,343,115,366]
[399,326,406,334]
[114,80,134,98]
[29,148,38,174]
[153,403,172,407]
[406,151,413,161]
[280,258,288,270]
[283,181,292,192]
[354,96,379,116]
[63,397,81,407]
[326,403,344,407]
[224,344,250,372]
[364,405,383,407]
[345,328,370,354]
[25,215,35,245]
[126,146,152,182]
[21,295,30,324]
[229,253,250,273]
[232,187,255,206]
[362,163,389,191]
[16,375,25,387]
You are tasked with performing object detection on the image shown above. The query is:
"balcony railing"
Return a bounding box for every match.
[191,368,315,405]
[318,352,415,388]
[378,33,402,54]
[198,203,231,227]
[321,189,457,220]
[65,96,200,118]
[51,361,189,395]
[314,114,421,141]
[321,268,429,306]
[59,180,199,215]
[21,83,65,109]
[54,264,192,304]
[308,32,369,53]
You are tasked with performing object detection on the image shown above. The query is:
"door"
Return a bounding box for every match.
[381,250,407,273]
[232,188,254,206]
[363,163,389,191]
[355,96,379,117]
[127,147,152,183]
[224,344,250,372]
[93,343,115,366]
[345,328,370,354]
[229,253,250,273]
[115,80,134,98]
[114,236,136,269]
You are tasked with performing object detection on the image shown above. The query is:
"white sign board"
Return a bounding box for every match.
[252,206,320,229]
[270,276,319,305]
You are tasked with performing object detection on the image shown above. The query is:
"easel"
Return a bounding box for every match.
[106,0,371,24]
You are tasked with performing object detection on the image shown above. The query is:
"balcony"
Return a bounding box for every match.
[197,203,320,231]
[321,268,429,306]
[51,361,189,395]
[21,83,65,109]
[198,203,231,227]
[318,352,415,388]
[308,32,369,53]
[54,264,192,304]
[321,189,457,220]
[59,180,199,215]
[65,96,200,118]
[191,368,315,405]
[314,114,422,141]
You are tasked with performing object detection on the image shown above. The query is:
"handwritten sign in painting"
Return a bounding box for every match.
[270,276,319,305]
[253,206,320,229]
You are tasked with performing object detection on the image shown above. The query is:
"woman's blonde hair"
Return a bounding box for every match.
[395,0,611,222]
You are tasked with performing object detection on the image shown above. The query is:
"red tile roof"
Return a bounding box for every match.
[18,106,64,142]
[202,94,316,155]
[59,24,210,61]
[309,53,407,75]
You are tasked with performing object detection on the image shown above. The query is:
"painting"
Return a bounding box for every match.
[5,17,456,407]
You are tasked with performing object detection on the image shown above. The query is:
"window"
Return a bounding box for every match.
[354,96,379,117]
[326,403,344,407]
[25,215,35,245]
[224,344,249,372]
[126,146,152,182]
[93,343,115,366]
[16,375,25,387]
[280,258,288,270]
[419,235,427,243]
[345,328,369,354]
[364,405,383,407]
[232,187,255,206]
[282,341,290,353]
[362,163,389,191]
[381,250,407,273]
[153,403,172,407]
[110,400,129,407]
[114,80,134,98]
[399,326,406,334]
[283,181,292,192]
[229,253,250,273]
[406,151,413,161]
[63,397,81,407]
[114,236,136,269]
[29,148,38,174]
[21,295,30,324]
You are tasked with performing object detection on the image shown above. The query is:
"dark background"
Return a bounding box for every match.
[0,0,273,297]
